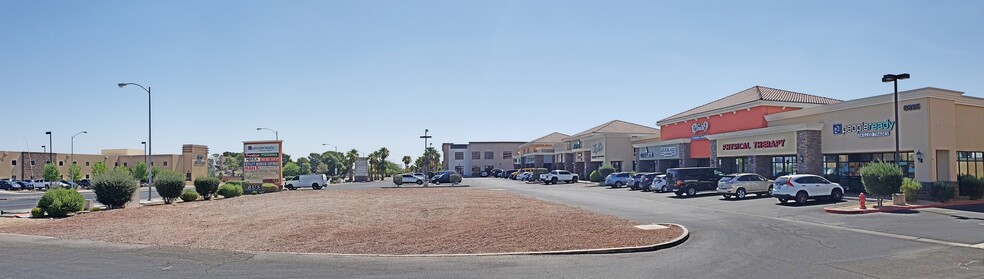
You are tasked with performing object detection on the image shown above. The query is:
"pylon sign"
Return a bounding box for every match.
[243,140,283,190]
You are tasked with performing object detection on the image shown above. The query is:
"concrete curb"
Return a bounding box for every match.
[824,199,984,214]
[256,223,689,257]
[380,185,471,189]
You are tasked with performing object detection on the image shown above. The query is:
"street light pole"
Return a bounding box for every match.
[420,129,432,187]
[256,128,278,140]
[42,145,46,153]
[118,82,152,201]
[71,131,87,186]
[322,143,338,177]
[45,131,52,165]
[882,73,910,169]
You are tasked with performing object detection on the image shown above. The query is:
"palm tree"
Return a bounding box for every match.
[402,156,412,170]
[368,151,380,180]
[377,147,390,178]
[345,149,359,181]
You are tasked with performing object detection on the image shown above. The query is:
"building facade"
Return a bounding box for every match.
[552,120,660,178]
[0,144,209,182]
[442,141,524,177]
[514,132,568,169]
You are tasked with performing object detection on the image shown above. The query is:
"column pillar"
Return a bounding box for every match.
[796,130,823,175]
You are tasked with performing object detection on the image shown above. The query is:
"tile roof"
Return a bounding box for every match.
[565,120,660,140]
[659,86,841,123]
[529,132,569,144]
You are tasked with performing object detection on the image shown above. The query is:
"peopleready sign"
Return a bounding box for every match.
[832,119,895,138]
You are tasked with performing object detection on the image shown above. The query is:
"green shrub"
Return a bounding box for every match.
[900,178,922,203]
[959,175,984,200]
[193,177,221,200]
[217,183,243,198]
[392,175,403,186]
[449,173,462,185]
[89,207,101,212]
[92,170,138,209]
[598,165,616,179]
[36,187,84,218]
[31,207,44,218]
[860,162,903,206]
[932,181,957,203]
[153,170,186,204]
[261,183,279,193]
[180,189,199,202]
[589,170,602,183]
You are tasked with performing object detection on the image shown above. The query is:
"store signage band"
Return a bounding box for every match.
[832,119,895,138]
[722,139,786,151]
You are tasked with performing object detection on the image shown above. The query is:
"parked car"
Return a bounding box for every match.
[717,173,773,199]
[284,174,328,190]
[640,173,661,192]
[666,167,726,197]
[0,180,20,190]
[431,171,460,185]
[500,170,516,178]
[627,173,647,190]
[604,172,632,188]
[78,179,91,189]
[542,170,578,184]
[517,172,533,181]
[396,174,424,185]
[652,174,669,192]
[32,179,51,190]
[491,169,503,177]
[480,171,489,177]
[17,180,34,190]
[772,174,844,205]
[412,173,426,180]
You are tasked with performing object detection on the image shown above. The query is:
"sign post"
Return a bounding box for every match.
[243,140,283,193]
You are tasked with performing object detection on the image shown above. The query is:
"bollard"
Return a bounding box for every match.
[858,192,866,209]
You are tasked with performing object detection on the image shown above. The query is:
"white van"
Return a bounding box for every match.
[284,174,328,190]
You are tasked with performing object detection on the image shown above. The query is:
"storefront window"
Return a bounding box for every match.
[957,151,984,178]
[771,156,796,177]
[824,152,914,178]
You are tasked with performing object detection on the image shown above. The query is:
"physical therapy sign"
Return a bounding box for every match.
[716,132,797,157]
[832,119,895,138]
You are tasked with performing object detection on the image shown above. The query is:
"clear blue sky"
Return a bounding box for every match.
[2,1,982,162]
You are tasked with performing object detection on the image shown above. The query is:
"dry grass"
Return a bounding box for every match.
[0,188,682,254]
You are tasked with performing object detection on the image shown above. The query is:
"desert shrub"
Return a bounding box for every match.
[598,165,616,178]
[589,170,602,182]
[900,178,922,203]
[193,177,221,200]
[261,183,279,193]
[392,175,403,186]
[932,181,957,203]
[153,170,186,204]
[89,207,101,212]
[860,162,903,206]
[36,187,84,217]
[959,175,984,200]
[217,183,243,198]
[31,207,44,218]
[92,170,138,209]
[180,189,199,202]
[449,173,462,185]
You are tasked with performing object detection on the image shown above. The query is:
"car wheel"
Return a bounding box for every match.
[795,191,808,205]
[831,188,844,201]
[615,181,623,188]
[434,181,441,185]
[286,184,295,190]
[551,178,558,185]
[767,186,774,196]
[661,186,668,193]
[736,188,746,199]
[686,187,697,197]
[778,198,788,204]
[312,183,321,190]
[572,177,578,183]
[416,180,423,185]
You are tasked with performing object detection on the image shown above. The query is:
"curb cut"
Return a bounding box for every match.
[256,223,689,257]
[824,199,984,214]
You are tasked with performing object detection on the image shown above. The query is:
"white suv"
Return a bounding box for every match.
[772,174,844,205]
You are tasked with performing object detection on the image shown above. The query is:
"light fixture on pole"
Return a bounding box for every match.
[322,143,339,177]
[42,145,46,153]
[118,82,153,201]
[419,129,432,187]
[256,128,278,140]
[70,130,87,186]
[45,131,52,164]
[882,73,910,169]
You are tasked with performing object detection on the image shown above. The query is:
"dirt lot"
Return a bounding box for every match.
[0,188,682,254]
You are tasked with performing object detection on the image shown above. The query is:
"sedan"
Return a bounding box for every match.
[652,175,669,192]
[0,180,21,190]
[717,173,773,199]
[396,174,424,185]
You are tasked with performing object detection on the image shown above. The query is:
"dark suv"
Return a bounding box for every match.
[666,167,726,197]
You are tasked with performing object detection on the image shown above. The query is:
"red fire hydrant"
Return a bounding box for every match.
[859,192,867,209]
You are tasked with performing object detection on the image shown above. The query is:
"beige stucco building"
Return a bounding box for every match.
[514,132,568,169]
[552,120,660,177]
[442,141,524,176]
[0,144,209,182]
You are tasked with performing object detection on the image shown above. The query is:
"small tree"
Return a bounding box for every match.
[153,170,186,204]
[68,163,82,182]
[283,162,301,177]
[193,176,221,200]
[860,162,903,207]
[91,162,109,178]
[114,165,132,177]
[132,162,149,183]
[43,163,60,182]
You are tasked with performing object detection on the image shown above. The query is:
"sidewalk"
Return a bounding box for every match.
[824,198,984,214]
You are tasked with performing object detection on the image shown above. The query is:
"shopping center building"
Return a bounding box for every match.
[553,120,660,177]
[514,132,568,169]
[441,141,524,176]
[0,144,210,182]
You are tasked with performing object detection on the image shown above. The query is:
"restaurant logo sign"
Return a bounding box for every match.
[691,121,709,134]
[832,119,895,138]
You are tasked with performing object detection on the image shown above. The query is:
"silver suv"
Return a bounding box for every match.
[717,173,773,199]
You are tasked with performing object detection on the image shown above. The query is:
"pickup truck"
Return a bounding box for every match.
[32,180,51,190]
[542,170,578,184]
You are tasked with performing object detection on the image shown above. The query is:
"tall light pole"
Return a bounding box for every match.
[420,129,432,187]
[256,128,278,140]
[118,82,152,201]
[42,145,46,153]
[45,131,52,165]
[322,143,339,177]
[882,73,910,169]
[70,131,87,185]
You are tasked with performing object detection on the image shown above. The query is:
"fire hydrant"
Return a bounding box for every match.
[859,192,867,209]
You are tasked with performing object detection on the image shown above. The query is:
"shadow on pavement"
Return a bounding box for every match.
[776,198,848,207]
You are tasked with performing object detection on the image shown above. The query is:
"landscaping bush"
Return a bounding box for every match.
[860,162,903,207]
[261,183,279,193]
[589,170,602,183]
[92,170,138,209]
[959,175,984,200]
[180,189,199,202]
[598,164,616,178]
[449,173,462,185]
[31,207,44,218]
[217,183,243,198]
[89,207,101,212]
[900,178,922,203]
[36,187,84,218]
[193,177,221,200]
[153,170,186,204]
[932,181,957,203]
[392,175,403,186]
